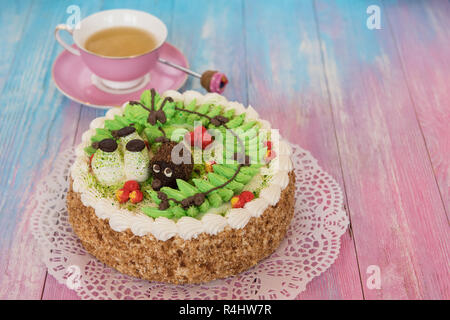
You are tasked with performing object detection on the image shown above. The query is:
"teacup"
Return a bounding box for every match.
[55,9,167,92]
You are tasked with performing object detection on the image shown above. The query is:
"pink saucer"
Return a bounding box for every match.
[52,43,188,109]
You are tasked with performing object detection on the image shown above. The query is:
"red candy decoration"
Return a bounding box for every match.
[116,181,143,204]
[240,191,255,202]
[123,180,140,192]
[231,195,245,208]
[186,126,213,149]
[116,189,130,203]
[129,190,144,204]
[231,191,255,208]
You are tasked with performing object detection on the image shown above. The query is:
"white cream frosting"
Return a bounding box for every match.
[182,90,205,105]
[105,107,124,120]
[259,184,282,206]
[225,101,246,115]
[270,171,290,189]
[226,208,252,229]
[70,90,293,241]
[245,105,259,120]
[162,90,183,102]
[89,117,106,130]
[177,217,204,240]
[130,214,154,236]
[244,198,269,217]
[201,214,228,235]
[151,217,178,241]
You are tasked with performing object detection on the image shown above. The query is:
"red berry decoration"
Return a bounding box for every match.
[123,180,140,192]
[231,195,245,208]
[186,126,213,149]
[240,191,255,202]
[129,190,144,204]
[231,191,255,208]
[116,189,130,203]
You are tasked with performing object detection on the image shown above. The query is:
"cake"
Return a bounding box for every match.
[69,89,295,284]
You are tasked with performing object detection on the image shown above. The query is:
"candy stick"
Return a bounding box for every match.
[158,58,228,94]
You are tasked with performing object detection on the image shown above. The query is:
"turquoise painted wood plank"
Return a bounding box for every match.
[171,0,248,103]
[0,0,103,299]
[0,0,32,92]
[385,0,450,216]
[244,0,363,299]
[314,0,449,299]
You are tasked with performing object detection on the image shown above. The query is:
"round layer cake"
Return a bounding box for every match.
[69,89,295,284]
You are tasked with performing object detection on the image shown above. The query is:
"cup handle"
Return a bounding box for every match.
[54,24,80,56]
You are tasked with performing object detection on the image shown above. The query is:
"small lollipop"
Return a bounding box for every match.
[158,58,228,94]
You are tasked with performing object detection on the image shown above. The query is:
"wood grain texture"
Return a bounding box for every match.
[0,0,448,300]
[384,0,450,216]
[314,0,449,299]
[244,0,363,299]
[0,0,102,300]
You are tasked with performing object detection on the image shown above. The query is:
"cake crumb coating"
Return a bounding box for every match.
[67,172,295,284]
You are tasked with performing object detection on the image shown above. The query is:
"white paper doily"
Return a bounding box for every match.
[31,144,348,300]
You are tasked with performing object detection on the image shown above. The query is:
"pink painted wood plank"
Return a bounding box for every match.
[244,0,363,299]
[385,0,450,216]
[314,0,449,299]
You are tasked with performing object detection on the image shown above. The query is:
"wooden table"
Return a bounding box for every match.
[0,0,448,300]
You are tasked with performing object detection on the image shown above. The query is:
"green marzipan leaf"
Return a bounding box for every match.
[164,126,188,142]
[143,127,163,144]
[234,172,252,184]
[114,115,132,127]
[198,199,210,213]
[84,146,97,156]
[171,205,186,218]
[176,179,198,197]
[185,100,197,111]
[187,103,210,124]
[206,105,222,118]
[207,192,223,207]
[162,103,176,119]
[223,109,235,119]
[104,119,124,131]
[217,188,234,201]
[160,187,185,202]
[124,103,149,124]
[240,166,259,176]
[192,179,215,193]
[147,190,162,204]
[207,173,243,193]
[226,114,245,128]
[192,178,234,202]
[90,128,113,143]
[142,207,173,219]
[140,90,151,107]
[239,129,258,141]
[222,163,240,170]
[238,120,257,132]
[212,164,236,179]
[187,206,199,217]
